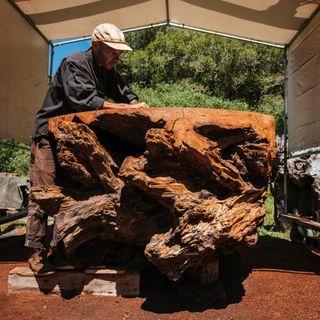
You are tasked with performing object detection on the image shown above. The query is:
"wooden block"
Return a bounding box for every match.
[84,267,126,275]
[8,266,139,297]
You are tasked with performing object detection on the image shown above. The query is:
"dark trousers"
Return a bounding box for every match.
[25,137,59,249]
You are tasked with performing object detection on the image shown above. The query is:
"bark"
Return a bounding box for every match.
[32,107,275,281]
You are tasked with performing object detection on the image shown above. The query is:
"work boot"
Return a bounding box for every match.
[28,248,56,276]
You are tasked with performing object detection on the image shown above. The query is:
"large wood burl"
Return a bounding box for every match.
[31,107,275,281]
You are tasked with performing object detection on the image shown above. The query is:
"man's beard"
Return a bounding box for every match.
[94,45,113,70]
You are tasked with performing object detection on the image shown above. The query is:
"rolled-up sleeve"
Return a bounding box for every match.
[61,60,105,111]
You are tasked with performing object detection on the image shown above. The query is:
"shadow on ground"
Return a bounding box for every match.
[0,234,29,261]
[238,235,320,275]
[140,235,320,313]
[0,233,319,313]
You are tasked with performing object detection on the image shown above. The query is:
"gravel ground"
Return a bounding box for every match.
[0,233,319,320]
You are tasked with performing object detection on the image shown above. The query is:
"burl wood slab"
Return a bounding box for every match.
[32,107,275,281]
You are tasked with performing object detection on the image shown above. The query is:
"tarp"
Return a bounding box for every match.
[288,9,320,154]
[0,0,48,143]
[10,0,319,45]
[0,173,28,210]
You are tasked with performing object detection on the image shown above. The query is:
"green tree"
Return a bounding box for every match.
[0,139,30,176]
[121,27,284,106]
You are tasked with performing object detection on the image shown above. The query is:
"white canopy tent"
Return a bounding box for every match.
[1,0,320,156]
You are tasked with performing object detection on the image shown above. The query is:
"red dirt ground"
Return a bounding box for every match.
[0,234,319,320]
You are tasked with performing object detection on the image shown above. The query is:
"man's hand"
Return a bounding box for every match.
[130,102,150,109]
[129,99,150,109]
[102,101,150,109]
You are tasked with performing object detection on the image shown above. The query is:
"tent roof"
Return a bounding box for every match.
[10,0,320,46]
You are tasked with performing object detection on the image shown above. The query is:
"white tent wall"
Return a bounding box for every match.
[288,9,320,155]
[0,1,48,144]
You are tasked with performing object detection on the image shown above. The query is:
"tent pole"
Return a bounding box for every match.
[283,46,289,216]
[168,22,284,48]
[124,22,169,33]
[289,146,320,159]
[51,20,285,49]
[165,0,170,23]
[52,22,169,47]
[53,37,91,47]
[49,43,54,85]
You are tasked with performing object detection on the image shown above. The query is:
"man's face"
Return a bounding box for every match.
[93,41,122,70]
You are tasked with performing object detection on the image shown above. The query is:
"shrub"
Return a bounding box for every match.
[132,81,249,110]
[0,139,30,176]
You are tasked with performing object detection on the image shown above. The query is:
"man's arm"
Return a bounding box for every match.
[60,59,105,111]
[61,57,149,111]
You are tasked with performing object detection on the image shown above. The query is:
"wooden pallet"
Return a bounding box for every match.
[8,266,140,297]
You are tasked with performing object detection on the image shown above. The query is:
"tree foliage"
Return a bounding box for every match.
[121,27,284,105]
[132,81,249,110]
[0,139,30,176]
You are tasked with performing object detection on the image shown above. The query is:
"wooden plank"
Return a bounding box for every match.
[280,213,320,231]
[85,267,126,275]
[8,266,139,297]
[0,209,27,225]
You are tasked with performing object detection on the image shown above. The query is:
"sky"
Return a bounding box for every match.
[49,38,91,76]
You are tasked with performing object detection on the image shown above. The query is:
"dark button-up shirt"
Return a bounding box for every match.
[32,48,138,138]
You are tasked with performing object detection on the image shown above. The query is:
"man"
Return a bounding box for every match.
[25,23,149,275]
